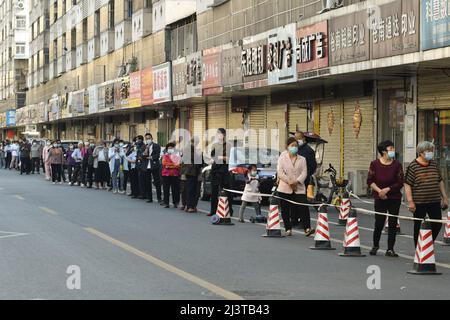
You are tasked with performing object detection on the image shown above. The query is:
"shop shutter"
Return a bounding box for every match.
[288,105,309,134]
[319,99,342,175]
[267,102,287,152]
[418,74,450,110]
[207,101,227,132]
[226,100,245,147]
[343,97,374,176]
[249,96,267,149]
[191,104,206,147]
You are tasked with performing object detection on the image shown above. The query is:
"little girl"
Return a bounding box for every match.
[238,164,262,223]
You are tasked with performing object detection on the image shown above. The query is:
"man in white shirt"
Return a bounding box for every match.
[10,141,20,170]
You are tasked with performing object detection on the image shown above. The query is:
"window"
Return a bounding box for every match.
[16,42,26,55]
[144,0,152,8]
[94,10,100,37]
[108,0,114,29]
[126,0,132,19]
[16,15,26,29]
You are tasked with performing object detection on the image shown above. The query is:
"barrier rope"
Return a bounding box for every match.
[223,188,449,225]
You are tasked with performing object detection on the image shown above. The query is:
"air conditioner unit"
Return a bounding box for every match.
[319,0,344,14]
[348,170,369,197]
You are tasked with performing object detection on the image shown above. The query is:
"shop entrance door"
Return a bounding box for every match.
[422,109,450,198]
[378,89,405,164]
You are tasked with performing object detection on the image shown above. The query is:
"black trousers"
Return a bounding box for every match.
[31,157,40,173]
[123,170,130,193]
[5,152,11,169]
[129,169,139,196]
[86,165,94,187]
[180,179,187,207]
[163,176,180,205]
[143,169,154,200]
[278,192,311,231]
[51,163,62,182]
[138,169,147,198]
[373,199,401,250]
[71,163,82,184]
[210,170,234,215]
[186,175,199,209]
[150,167,162,201]
[413,202,442,248]
[20,157,30,174]
[67,165,74,182]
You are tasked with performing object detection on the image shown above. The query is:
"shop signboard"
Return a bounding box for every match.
[242,31,268,89]
[296,21,329,79]
[371,0,419,59]
[129,71,142,108]
[267,23,297,85]
[6,110,16,126]
[329,10,370,66]
[152,62,172,104]
[421,0,450,50]
[88,85,98,114]
[172,57,187,100]
[186,51,202,98]
[202,46,223,95]
[141,67,154,106]
[221,45,243,90]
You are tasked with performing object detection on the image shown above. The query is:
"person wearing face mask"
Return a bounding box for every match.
[93,141,110,190]
[143,133,162,204]
[135,135,148,200]
[48,141,63,184]
[367,140,404,257]
[109,144,126,194]
[238,164,263,223]
[161,142,181,208]
[71,142,84,186]
[43,140,52,180]
[80,141,90,187]
[83,143,95,188]
[276,137,315,237]
[30,140,42,174]
[4,140,12,169]
[405,141,448,248]
[126,143,139,198]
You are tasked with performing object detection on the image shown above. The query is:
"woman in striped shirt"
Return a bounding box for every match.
[404,141,449,248]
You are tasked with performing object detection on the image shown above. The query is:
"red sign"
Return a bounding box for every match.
[202,47,222,94]
[141,67,153,106]
[296,21,329,73]
[129,71,142,108]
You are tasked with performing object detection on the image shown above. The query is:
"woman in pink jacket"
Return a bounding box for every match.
[42,140,52,181]
[277,137,315,237]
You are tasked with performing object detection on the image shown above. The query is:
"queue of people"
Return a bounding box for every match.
[1,131,447,253]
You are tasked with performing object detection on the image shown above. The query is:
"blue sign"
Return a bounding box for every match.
[421,0,450,50]
[6,110,16,126]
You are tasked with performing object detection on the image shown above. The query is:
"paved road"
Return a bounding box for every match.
[0,169,449,300]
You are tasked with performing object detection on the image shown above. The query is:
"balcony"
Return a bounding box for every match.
[57,56,66,76]
[132,8,153,42]
[76,43,87,67]
[115,21,132,50]
[87,37,100,62]
[65,50,76,71]
[100,30,115,57]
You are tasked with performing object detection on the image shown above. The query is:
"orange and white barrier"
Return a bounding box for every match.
[212,193,234,226]
[340,209,365,257]
[338,196,351,226]
[443,211,450,246]
[262,203,283,238]
[408,221,441,275]
[311,206,335,250]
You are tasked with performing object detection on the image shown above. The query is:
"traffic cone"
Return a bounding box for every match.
[262,196,284,238]
[408,221,441,275]
[310,206,335,250]
[442,210,450,246]
[212,191,234,226]
[384,216,402,234]
[339,208,365,257]
[338,193,351,226]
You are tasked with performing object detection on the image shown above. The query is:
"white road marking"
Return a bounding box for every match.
[0,231,28,239]
[14,195,25,201]
[39,207,58,215]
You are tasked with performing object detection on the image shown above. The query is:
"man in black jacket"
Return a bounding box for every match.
[143,133,162,203]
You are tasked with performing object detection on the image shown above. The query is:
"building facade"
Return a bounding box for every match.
[0,0,449,196]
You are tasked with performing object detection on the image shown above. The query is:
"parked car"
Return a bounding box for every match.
[200,147,279,204]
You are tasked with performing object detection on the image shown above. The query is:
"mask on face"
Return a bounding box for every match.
[167,149,175,154]
[53,144,58,148]
[424,151,434,161]
[288,146,298,155]
[119,143,123,147]
[114,144,119,148]
[146,139,153,145]
[387,151,396,159]
[250,171,258,177]
[69,146,74,150]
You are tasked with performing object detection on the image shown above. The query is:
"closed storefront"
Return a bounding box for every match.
[191,104,206,147]
[248,96,267,149]
[267,102,287,152]
[418,74,450,197]
[207,101,227,132]
[288,105,309,133]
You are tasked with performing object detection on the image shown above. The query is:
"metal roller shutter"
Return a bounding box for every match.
[207,102,227,132]
[288,105,308,133]
[319,99,342,175]
[343,97,374,175]
[418,74,450,110]
[191,104,206,146]
[267,102,287,151]
[249,96,267,149]
[226,100,245,147]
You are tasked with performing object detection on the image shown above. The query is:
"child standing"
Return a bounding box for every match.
[238,164,262,223]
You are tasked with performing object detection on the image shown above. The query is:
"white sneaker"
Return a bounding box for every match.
[59,182,63,185]
[113,190,118,194]
[52,182,56,185]
[81,184,85,188]
[69,182,73,186]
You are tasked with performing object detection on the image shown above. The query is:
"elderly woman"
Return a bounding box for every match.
[367,140,404,257]
[405,141,448,248]
[277,137,315,237]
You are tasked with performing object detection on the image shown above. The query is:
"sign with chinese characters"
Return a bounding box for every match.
[202,47,222,95]
[88,85,98,114]
[242,32,268,89]
[172,57,187,100]
[421,0,450,50]
[69,89,86,116]
[152,62,172,104]
[141,67,153,106]
[329,10,369,66]
[371,0,419,59]
[296,21,328,74]
[221,45,243,89]
[267,24,297,85]
[186,52,202,98]
[129,71,142,108]
[113,77,130,109]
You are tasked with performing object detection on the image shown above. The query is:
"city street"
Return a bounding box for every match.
[0,169,449,300]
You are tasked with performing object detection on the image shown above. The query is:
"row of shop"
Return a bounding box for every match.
[0,0,450,195]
